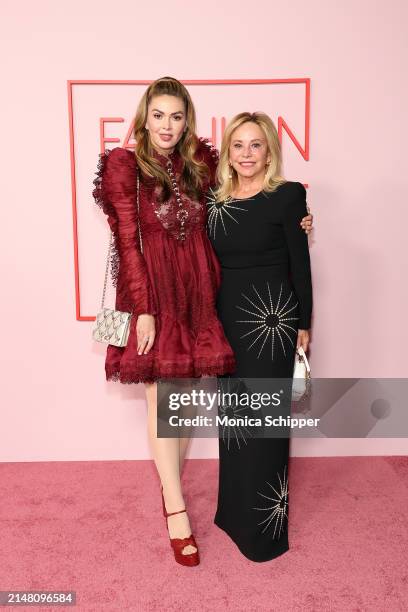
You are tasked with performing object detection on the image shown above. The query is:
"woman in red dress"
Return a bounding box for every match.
[92,77,313,566]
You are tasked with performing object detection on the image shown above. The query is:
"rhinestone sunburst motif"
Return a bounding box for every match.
[206,188,250,240]
[253,465,288,538]
[217,378,253,451]
[236,282,299,360]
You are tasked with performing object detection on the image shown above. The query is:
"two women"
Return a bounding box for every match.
[92,76,313,566]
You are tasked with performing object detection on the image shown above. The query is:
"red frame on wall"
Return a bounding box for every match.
[67,79,310,321]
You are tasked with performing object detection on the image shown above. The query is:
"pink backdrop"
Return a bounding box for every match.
[2,0,407,461]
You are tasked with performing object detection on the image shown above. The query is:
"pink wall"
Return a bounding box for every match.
[2,0,407,461]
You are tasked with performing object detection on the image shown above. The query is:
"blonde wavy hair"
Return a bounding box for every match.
[214,112,286,202]
[133,76,209,202]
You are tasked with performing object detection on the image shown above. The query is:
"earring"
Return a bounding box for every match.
[228,163,233,179]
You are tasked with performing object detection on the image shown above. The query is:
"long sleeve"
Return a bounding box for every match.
[281,182,313,329]
[92,147,156,317]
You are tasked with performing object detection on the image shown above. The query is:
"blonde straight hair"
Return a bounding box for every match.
[133,76,209,201]
[214,112,286,202]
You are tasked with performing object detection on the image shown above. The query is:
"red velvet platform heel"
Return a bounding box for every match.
[160,487,200,567]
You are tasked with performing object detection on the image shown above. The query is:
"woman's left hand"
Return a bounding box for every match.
[297,329,310,352]
[300,212,313,234]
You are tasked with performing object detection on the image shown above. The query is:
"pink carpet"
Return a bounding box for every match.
[1,456,407,611]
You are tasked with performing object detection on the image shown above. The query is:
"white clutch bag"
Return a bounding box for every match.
[292,346,311,402]
[91,169,141,347]
[92,303,132,347]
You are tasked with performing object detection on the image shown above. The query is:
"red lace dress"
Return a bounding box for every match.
[92,138,236,384]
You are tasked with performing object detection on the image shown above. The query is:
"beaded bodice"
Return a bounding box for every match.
[92,139,219,287]
[150,147,207,242]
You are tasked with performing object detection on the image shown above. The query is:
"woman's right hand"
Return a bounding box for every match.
[136,314,156,355]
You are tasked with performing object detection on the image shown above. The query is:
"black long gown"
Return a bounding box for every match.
[207,181,313,562]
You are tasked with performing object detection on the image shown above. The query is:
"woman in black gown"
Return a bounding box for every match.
[207,112,313,562]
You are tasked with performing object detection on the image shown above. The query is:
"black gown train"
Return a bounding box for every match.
[206,181,313,562]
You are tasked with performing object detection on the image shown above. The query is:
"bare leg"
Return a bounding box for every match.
[145,382,196,555]
[179,436,191,476]
[178,378,204,474]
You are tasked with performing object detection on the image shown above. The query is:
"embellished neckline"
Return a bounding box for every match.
[152,146,181,168]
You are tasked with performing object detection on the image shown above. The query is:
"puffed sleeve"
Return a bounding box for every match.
[281,182,313,329]
[197,137,219,187]
[92,147,157,317]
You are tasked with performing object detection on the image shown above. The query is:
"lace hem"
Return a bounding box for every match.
[92,149,120,288]
[105,355,236,385]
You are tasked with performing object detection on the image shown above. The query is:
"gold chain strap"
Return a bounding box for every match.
[136,169,143,254]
